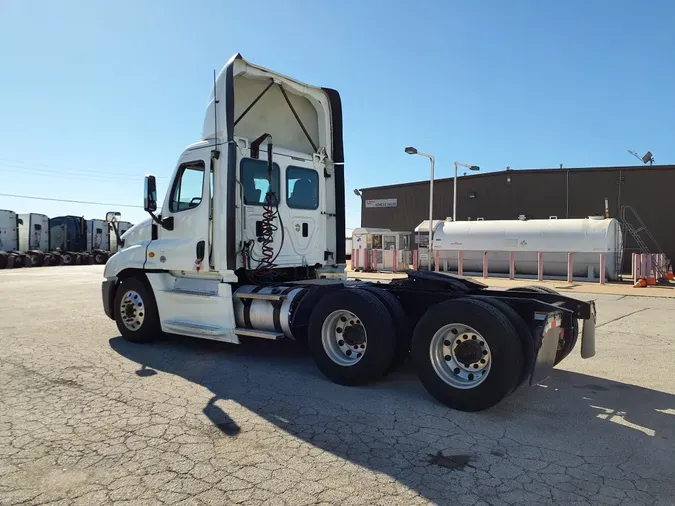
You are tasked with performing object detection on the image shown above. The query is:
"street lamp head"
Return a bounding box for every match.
[353,189,362,197]
[470,165,480,171]
[404,146,418,155]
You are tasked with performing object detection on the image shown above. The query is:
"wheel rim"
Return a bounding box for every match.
[429,323,492,389]
[321,310,367,366]
[120,290,145,331]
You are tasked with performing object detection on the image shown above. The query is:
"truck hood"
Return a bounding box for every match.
[120,218,151,248]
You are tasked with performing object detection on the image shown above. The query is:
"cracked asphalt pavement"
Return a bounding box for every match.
[1,266,674,505]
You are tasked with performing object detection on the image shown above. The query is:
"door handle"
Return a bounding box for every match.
[196,240,205,261]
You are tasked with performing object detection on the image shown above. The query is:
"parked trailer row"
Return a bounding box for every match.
[0,209,133,269]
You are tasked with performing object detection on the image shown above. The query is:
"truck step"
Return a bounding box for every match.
[166,288,217,297]
[234,328,284,340]
[163,320,228,336]
[235,292,287,302]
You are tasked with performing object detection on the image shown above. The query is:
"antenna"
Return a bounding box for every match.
[628,149,654,166]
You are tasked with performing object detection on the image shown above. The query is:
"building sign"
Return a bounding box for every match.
[365,198,397,208]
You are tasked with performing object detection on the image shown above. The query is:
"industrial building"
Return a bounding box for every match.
[359,164,675,272]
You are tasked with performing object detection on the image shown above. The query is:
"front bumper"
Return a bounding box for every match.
[102,277,116,320]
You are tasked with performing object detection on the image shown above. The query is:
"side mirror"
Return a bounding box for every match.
[144,175,157,213]
[105,211,121,223]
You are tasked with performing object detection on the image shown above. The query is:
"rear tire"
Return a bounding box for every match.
[411,297,524,412]
[0,252,8,269]
[28,252,43,267]
[10,254,23,268]
[361,286,412,374]
[308,288,396,386]
[474,296,534,390]
[113,276,161,343]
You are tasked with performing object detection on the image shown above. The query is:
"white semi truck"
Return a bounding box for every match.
[18,213,52,266]
[86,218,110,264]
[102,54,597,412]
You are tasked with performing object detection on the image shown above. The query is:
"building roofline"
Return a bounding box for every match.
[359,164,675,192]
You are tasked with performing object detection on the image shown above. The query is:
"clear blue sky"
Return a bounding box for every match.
[1,0,674,232]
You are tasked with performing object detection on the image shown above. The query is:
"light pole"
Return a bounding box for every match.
[453,162,480,221]
[405,147,435,270]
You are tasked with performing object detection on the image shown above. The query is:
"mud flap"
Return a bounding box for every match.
[581,300,597,359]
[529,311,563,386]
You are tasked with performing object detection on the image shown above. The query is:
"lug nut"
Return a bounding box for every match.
[444,355,451,361]
[453,368,460,374]
[340,316,347,322]
[480,359,485,364]
[451,328,458,335]
[471,335,477,340]
[336,328,343,334]
[478,341,484,346]
[346,350,352,356]
[473,364,479,369]
[468,373,474,381]
[443,340,451,346]
[482,350,488,356]
[357,353,362,358]
[338,340,345,346]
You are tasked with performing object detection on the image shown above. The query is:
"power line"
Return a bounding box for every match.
[0,193,142,208]
[0,156,169,180]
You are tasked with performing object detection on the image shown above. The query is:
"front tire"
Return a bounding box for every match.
[308,288,396,386]
[411,298,524,412]
[113,276,161,343]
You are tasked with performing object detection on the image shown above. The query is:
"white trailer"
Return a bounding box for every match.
[18,213,52,266]
[0,209,24,269]
[86,219,110,264]
[101,54,597,412]
[110,221,133,253]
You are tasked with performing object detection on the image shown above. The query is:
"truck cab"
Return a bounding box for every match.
[104,53,345,342]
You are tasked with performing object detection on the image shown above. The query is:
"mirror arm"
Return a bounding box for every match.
[147,210,163,227]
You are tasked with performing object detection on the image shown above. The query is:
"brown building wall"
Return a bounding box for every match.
[360,165,675,272]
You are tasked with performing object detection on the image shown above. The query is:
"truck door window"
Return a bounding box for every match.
[286,166,319,210]
[170,161,206,212]
[240,159,280,205]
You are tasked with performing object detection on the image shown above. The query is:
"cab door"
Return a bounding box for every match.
[239,157,281,266]
[284,165,322,263]
[152,148,211,274]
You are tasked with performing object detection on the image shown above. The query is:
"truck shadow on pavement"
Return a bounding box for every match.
[109,334,675,503]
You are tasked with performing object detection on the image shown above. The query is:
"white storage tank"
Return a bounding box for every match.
[433,217,623,280]
[18,213,50,252]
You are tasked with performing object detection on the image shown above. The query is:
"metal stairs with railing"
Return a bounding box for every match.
[620,205,668,281]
